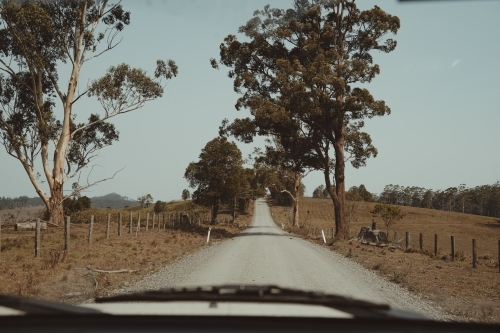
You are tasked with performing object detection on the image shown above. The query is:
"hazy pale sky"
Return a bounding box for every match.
[1,0,499,202]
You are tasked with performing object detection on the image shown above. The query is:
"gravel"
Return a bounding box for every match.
[109,199,452,321]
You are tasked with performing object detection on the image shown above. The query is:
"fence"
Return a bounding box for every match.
[290,224,500,272]
[0,210,219,259]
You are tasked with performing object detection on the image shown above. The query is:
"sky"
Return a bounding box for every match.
[1,0,499,202]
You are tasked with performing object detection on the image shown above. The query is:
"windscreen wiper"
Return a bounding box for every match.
[0,294,103,315]
[95,284,424,319]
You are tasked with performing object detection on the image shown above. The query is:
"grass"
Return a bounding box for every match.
[269,197,500,324]
[0,200,254,304]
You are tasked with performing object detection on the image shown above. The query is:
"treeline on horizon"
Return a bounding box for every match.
[0,193,139,210]
[312,181,500,218]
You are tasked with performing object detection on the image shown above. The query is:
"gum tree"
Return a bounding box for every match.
[212,0,399,238]
[0,1,177,224]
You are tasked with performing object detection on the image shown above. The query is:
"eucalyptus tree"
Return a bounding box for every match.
[212,0,399,238]
[0,1,177,224]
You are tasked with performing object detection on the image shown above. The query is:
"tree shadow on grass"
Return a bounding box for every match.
[480,219,500,229]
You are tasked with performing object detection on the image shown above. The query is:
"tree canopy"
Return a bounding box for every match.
[184,137,247,223]
[371,203,405,235]
[212,0,399,238]
[0,0,177,225]
[181,189,191,201]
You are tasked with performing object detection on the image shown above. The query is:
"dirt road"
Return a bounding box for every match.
[119,198,448,320]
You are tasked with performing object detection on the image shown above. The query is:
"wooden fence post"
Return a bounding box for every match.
[35,218,41,257]
[0,216,2,261]
[498,240,500,273]
[146,213,149,231]
[135,213,141,236]
[106,213,110,239]
[163,214,166,229]
[88,215,94,245]
[434,234,438,256]
[419,233,423,251]
[152,212,155,230]
[405,232,410,250]
[118,212,122,236]
[451,236,455,261]
[64,216,70,251]
[472,239,477,268]
[129,212,132,234]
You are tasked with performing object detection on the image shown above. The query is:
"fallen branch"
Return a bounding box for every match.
[86,267,137,274]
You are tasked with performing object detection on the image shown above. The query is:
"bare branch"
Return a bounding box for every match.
[61,165,126,203]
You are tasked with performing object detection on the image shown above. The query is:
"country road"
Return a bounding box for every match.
[117,198,448,320]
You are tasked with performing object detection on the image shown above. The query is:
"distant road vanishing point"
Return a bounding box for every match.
[125,198,445,320]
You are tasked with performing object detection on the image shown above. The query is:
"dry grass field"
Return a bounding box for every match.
[270,198,500,323]
[0,200,254,304]
[1,205,46,224]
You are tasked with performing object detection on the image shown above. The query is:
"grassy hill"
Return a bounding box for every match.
[272,198,500,255]
[270,198,500,323]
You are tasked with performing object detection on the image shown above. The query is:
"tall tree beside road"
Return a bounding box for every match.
[0,0,178,225]
[212,0,399,239]
[184,137,246,224]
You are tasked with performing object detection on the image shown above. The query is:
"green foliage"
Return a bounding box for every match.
[378,182,500,217]
[238,197,250,213]
[213,0,399,238]
[0,0,177,224]
[0,195,30,209]
[346,184,373,202]
[153,200,167,213]
[184,137,246,222]
[371,204,405,233]
[137,194,153,208]
[181,189,190,201]
[313,185,330,199]
[63,196,91,216]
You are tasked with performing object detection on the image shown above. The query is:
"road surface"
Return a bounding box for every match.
[119,198,446,319]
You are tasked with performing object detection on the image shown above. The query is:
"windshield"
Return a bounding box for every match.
[0,0,499,325]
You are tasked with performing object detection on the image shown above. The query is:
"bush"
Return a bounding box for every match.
[64,196,91,216]
[154,200,167,213]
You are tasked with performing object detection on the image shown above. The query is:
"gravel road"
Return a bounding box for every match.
[113,198,449,320]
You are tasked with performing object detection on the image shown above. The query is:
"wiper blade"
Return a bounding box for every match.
[96,285,393,317]
[0,294,103,315]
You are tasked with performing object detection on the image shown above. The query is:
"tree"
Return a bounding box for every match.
[252,138,310,226]
[137,194,153,208]
[346,184,373,202]
[184,137,246,224]
[313,185,325,198]
[63,196,91,216]
[213,0,399,239]
[181,189,190,201]
[312,184,329,198]
[153,200,167,213]
[0,1,178,225]
[371,204,405,235]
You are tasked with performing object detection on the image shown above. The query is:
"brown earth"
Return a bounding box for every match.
[0,200,254,304]
[270,198,500,323]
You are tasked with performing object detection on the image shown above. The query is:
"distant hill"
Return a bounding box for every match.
[1,193,139,210]
[90,193,139,208]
